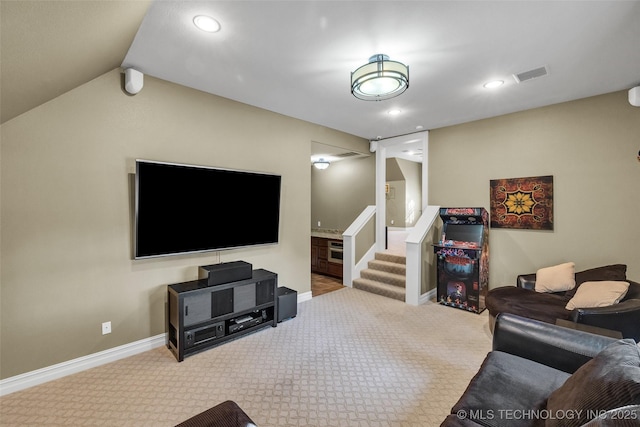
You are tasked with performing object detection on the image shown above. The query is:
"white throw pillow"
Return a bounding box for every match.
[535,262,576,293]
[565,281,630,310]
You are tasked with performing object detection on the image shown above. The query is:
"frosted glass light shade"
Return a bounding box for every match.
[351,54,409,101]
[313,160,330,170]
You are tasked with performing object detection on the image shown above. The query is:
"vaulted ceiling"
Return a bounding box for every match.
[3,1,640,143]
[0,1,151,125]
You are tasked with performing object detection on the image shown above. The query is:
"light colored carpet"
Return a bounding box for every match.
[0,287,492,426]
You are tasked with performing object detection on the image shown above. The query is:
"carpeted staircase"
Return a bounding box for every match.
[352,252,406,301]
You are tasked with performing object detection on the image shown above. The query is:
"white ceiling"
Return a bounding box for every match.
[2,1,639,153]
[121,0,640,143]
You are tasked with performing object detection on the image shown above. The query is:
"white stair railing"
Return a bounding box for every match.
[405,205,441,305]
[343,205,377,287]
[343,204,440,305]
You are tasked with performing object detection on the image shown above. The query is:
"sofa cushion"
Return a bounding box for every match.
[450,351,570,427]
[535,262,576,293]
[565,281,630,310]
[567,264,628,299]
[486,287,572,325]
[546,339,640,427]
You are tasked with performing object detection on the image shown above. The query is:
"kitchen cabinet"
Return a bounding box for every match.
[311,236,343,278]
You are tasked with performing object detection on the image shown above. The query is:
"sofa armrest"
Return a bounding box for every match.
[492,313,617,374]
[516,273,536,290]
[624,280,640,300]
[571,298,640,342]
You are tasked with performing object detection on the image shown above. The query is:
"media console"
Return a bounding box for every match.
[167,267,278,362]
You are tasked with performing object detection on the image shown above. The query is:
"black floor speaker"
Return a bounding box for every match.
[277,286,297,322]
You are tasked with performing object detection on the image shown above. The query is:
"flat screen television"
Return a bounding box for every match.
[134,160,281,259]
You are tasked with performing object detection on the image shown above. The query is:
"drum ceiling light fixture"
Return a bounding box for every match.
[313,159,330,170]
[351,54,409,101]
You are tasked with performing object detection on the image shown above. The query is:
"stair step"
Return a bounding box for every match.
[375,252,406,265]
[360,269,405,288]
[368,259,406,276]
[350,252,407,302]
[353,278,405,302]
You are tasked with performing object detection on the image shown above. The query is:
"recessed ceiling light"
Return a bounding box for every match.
[388,109,402,116]
[193,15,221,33]
[483,80,504,89]
[416,125,424,130]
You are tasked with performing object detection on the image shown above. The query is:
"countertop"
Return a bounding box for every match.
[311,229,344,240]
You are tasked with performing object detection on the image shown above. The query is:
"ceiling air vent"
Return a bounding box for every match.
[335,152,361,158]
[513,66,548,83]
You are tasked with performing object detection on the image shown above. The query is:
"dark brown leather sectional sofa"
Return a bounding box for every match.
[441,313,640,426]
[485,264,640,341]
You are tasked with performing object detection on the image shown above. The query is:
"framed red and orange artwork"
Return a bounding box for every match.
[489,175,553,230]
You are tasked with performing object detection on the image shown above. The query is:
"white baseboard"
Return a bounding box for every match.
[1,290,313,396]
[298,290,312,302]
[0,333,166,397]
[419,288,437,305]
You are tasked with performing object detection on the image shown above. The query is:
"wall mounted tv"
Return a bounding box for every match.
[134,160,281,259]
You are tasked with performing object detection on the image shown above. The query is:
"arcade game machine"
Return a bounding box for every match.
[433,207,489,313]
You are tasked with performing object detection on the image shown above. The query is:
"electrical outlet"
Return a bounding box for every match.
[102,321,112,335]
[317,221,321,227]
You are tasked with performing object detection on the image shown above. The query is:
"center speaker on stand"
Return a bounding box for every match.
[199,261,252,286]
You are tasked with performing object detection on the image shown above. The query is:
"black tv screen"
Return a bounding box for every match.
[444,224,483,244]
[134,160,281,259]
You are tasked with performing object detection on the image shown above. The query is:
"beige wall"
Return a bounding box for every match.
[385,158,421,227]
[385,180,406,227]
[429,91,640,288]
[3,71,637,379]
[0,69,366,378]
[310,155,375,231]
[399,159,422,227]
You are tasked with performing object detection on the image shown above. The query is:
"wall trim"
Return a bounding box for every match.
[0,334,166,396]
[2,293,312,396]
[419,288,437,305]
[298,290,313,303]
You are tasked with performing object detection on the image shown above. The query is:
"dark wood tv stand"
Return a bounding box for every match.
[167,269,278,362]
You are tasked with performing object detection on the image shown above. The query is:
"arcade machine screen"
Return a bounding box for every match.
[444,224,483,248]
